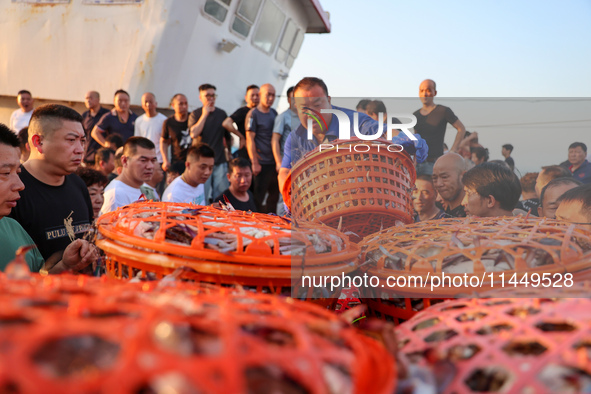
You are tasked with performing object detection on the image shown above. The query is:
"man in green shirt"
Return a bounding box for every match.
[0,122,96,272]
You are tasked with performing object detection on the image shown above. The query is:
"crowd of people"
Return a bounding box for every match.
[1,77,590,274]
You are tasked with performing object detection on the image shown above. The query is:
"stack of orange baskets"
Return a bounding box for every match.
[0,272,397,393]
[396,283,591,393]
[96,202,360,307]
[289,138,416,240]
[359,216,591,323]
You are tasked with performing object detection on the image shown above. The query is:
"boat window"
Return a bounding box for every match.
[275,19,296,63]
[204,0,232,23]
[231,0,262,38]
[14,0,69,3]
[252,0,285,54]
[286,29,304,68]
[82,0,143,3]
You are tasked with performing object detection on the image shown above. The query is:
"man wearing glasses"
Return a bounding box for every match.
[189,84,234,203]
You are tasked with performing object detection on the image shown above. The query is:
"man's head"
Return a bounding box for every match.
[17,90,34,112]
[259,84,276,109]
[121,137,157,186]
[365,100,387,122]
[470,146,489,166]
[84,91,100,111]
[76,167,108,219]
[227,157,253,194]
[0,123,25,217]
[520,172,539,200]
[502,144,513,158]
[538,177,581,219]
[199,84,217,107]
[535,165,572,197]
[293,77,331,136]
[28,104,85,175]
[356,99,370,114]
[94,148,115,176]
[184,143,215,186]
[556,184,591,231]
[106,134,124,151]
[419,79,437,106]
[113,90,130,114]
[170,93,188,117]
[166,161,185,186]
[17,127,30,163]
[412,174,438,216]
[286,86,296,112]
[245,85,260,108]
[141,92,158,117]
[461,162,522,217]
[568,142,587,167]
[432,152,466,205]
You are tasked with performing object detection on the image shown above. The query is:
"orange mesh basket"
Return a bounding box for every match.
[359,216,591,324]
[396,284,591,393]
[0,272,396,393]
[96,202,360,307]
[290,138,416,241]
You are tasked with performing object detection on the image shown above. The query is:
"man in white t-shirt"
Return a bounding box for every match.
[135,92,167,163]
[162,143,214,205]
[9,90,34,133]
[100,137,158,215]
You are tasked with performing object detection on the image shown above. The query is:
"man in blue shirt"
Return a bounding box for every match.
[278,77,428,192]
[567,142,591,184]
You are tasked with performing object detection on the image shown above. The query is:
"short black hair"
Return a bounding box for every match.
[105,134,124,149]
[540,165,572,181]
[114,89,130,98]
[520,172,539,194]
[17,90,32,97]
[286,86,295,97]
[502,144,513,152]
[539,177,582,207]
[471,146,489,163]
[29,104,83,139]
[356,99,371,111]
[95,148,115,166]
[199,84,216,92]
[569,142,587,153]
[416,173,434,183]
[123,136,155,157]
[167,161,185,175]
[246,84,259,93]
[186,143,215,161]
[556,184,591,220]
[365,100,387,115]
[462,162,522,211]
[170,93,186,107]
[17,127,28,150]
[0,123,20,148]
[76,167,108,188]
[228,157,252,174]
[294,77,329,97]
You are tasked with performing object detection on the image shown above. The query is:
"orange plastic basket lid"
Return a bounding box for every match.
[396,284,591,393]
[359,216,591,296]
[0,273,396,393]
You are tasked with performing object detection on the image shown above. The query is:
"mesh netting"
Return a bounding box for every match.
[359,216,591,323]
[96,202,360,305]
[396,284,591,393]
[290,138,416,241]
[0,273,396,393]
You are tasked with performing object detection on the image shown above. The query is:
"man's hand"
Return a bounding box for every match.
[239,137,246,150]
[203,105,215,116]
[162,160,170,172]
[61,239,98,272]
[252,162,262,176]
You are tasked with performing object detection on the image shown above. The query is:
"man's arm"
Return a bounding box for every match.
[278,167,290,195]
[222,117,246,149]
[271,133,283,173]
[246,131,260,175]
[450,119,466,153]
[91,126,108,148]
[189,107,211,139]
[160,138,171,171]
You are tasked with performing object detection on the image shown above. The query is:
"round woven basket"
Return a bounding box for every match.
[96,202,361,308]
[396,284,591,393]
[358,216,591,324]
[290,138,416,241]
[0,272,397,393]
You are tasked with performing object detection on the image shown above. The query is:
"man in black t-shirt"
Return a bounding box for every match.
[82,91,109,166]
[9,104,97,269]
[413,79,466,175]
[502,144,515,171]
[214,157,257,212]
[161,93,191,171]
[222,85,258,160]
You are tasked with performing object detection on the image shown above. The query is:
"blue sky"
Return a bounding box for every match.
[285,0,591,97]
[283,0,591,173]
